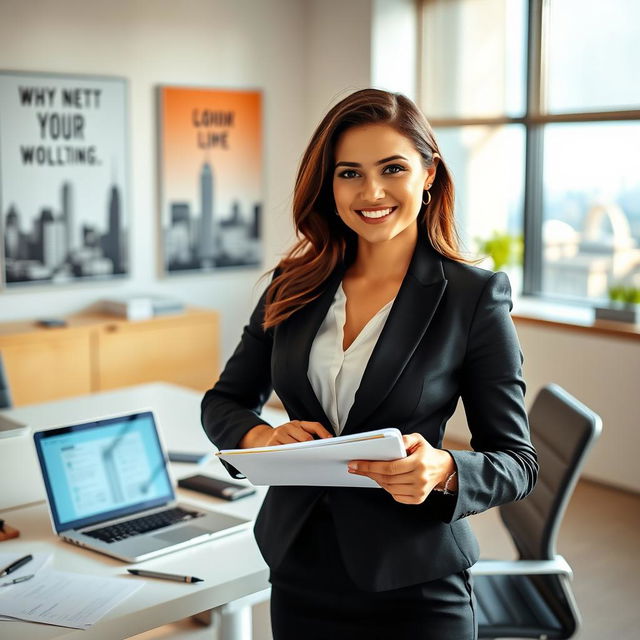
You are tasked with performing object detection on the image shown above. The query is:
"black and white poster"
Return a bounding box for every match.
[0,71,129,287]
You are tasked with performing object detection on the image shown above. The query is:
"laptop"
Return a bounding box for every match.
[33,410,251,563]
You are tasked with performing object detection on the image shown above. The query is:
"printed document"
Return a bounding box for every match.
[217,427,407,487]
[0,566,143,629]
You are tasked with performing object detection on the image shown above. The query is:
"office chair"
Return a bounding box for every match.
[471,383,602,639]
[0,352,13,409]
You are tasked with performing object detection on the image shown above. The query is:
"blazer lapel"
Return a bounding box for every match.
[282,264,346,432]
[341,239,447,435]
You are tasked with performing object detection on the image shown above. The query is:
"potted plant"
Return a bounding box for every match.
[595,284,640,324]
[476,231,524,295]
[476,231,524,272]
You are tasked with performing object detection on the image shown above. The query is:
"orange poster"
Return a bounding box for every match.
[158,86,262,273]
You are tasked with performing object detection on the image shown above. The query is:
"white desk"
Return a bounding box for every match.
[0,383,286,640]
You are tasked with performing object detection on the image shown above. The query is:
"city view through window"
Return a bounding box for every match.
[421,0,640,304]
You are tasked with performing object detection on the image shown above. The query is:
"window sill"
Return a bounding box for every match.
[511,296,640,342]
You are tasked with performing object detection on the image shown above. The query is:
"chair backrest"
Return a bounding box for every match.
[500,383,602,561]
[0,352,12,409]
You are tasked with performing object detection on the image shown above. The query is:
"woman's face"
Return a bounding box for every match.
[332,123,436,247]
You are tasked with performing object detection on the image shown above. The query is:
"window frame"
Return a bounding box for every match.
[418,0,640,300]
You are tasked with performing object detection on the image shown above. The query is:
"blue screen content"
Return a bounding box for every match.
[39,414,173,529]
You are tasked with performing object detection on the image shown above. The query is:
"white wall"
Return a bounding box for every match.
[0,0,310,363]
[446,321,640,493]
[304,0,373,132]
[517,323,640,493]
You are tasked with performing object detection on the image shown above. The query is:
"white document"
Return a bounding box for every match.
[217,428,407,488]
[0,569,144,629]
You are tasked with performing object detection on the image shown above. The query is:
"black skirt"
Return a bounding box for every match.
[269,495,477,640]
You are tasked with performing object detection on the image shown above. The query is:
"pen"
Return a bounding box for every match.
[127,569,203,583]
[0,574,35,588]
[0,554,33,578]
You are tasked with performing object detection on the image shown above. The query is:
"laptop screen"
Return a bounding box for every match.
[33,411,175,532]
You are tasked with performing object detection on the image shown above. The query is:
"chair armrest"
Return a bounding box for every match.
[470,556,573,579]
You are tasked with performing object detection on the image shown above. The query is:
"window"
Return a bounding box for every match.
[420,0,640,304]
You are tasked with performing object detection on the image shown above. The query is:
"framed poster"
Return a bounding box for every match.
[0,71,129,287]
[158,86,262,273]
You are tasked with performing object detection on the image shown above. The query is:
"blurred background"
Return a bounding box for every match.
[0,1,638,638]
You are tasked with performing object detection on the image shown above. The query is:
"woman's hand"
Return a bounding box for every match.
[347,433,457,504]
[239,421,333,448]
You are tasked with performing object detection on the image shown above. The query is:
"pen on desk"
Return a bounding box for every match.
[0,553,33,578]
[127,569,203,583]
[0,574,35,588]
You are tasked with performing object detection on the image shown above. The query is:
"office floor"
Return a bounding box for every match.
[131,478,640,640]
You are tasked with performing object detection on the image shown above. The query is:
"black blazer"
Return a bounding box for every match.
[202,236,538,592]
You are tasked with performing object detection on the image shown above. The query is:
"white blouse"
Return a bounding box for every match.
[307,282,395,435]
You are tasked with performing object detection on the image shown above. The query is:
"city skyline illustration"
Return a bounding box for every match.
[3,179,127,285]
[164,159,261,272]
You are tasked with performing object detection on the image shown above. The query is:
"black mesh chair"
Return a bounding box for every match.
[471,384,602,639]
[0,352,12,409]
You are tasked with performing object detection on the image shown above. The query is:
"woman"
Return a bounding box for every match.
[201,88,538,639]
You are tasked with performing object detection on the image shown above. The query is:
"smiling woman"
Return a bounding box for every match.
[201,88,538,640]
[333,124,435,241]
[262,89,461,328]
[330,123,440,352]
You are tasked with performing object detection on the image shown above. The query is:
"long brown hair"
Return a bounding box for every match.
[263,88,463,329]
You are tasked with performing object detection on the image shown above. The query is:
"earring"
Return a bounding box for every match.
[422,188,432,206]
[334,209,340,216]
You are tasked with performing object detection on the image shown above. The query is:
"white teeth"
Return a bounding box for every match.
[359,207,394,219]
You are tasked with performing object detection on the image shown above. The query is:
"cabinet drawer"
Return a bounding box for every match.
[0,330,93,406]
[95,314,219,392]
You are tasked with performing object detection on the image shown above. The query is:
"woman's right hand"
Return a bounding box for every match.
[239,421,333,448]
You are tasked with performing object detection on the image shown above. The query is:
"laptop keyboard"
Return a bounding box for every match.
[84,507,202,543]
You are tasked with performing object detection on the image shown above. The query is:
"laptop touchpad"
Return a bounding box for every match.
[153,526,211,544]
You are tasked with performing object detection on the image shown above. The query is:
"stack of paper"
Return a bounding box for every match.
[102,295,185,320]
[0,552,143,629]
[217,427,407,488]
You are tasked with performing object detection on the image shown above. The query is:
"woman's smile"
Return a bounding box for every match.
[356,206,398,222]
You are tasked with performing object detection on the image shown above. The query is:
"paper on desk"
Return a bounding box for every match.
[217,428,407,487]
[0,569,144,629]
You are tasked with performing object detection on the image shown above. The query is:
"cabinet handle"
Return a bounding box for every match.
[105,324,119,333]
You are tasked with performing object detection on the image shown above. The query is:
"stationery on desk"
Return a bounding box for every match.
[0,552,144,629]
[0,551,50,581]
[216,427,407,488]
[0,553,33,580]
[128,568,203,583]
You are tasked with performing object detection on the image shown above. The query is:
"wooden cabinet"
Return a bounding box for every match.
[0,324,93,406]
[0,308,219,407]
[95,310,220,392]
